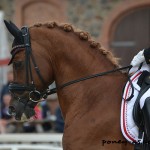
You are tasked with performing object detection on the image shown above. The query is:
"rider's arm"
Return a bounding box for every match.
[130,49,145,67]
[143,47,150,64]
[130,47,150,75]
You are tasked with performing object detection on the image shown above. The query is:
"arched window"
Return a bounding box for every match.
[110,7,150,66]
[14,0,66,27]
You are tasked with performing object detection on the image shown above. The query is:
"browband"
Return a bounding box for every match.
[8,44,25,65]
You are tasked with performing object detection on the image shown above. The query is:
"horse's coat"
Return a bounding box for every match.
[7,21,133,150]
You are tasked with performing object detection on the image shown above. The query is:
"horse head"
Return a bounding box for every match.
[4,21,54,121]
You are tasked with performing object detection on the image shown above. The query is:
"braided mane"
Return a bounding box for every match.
[30,21,119,67]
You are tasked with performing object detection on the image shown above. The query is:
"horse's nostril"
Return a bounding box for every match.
[8,106,16,116]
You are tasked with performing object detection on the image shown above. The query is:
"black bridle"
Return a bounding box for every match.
[9,27,49,103]
[9,26,132,104]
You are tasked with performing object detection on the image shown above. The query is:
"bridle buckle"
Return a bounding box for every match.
[29,90,41,102]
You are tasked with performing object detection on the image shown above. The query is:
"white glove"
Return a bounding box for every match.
[130,49,145,67]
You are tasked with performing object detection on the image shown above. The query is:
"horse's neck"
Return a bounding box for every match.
[46,28,127,123]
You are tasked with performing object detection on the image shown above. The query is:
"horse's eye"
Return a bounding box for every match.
[13,61,24,70]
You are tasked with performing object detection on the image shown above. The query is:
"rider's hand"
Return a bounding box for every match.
[130,50,145,67]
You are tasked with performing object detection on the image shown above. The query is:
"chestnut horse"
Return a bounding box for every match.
[4,21,133,150]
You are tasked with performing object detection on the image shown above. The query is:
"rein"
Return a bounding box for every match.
[49,65,132,94]
[9,26,132,103]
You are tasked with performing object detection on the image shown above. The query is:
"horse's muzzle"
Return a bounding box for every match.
[9,100,26,120]
[9,99,36,121]
[8,106,16,116]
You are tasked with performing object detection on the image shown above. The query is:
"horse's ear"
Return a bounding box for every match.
[4,20,22,39]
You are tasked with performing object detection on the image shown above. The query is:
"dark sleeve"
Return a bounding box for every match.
[144,47,150,64]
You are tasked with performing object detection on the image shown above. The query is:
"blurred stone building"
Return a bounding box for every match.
[1,0,150,66]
